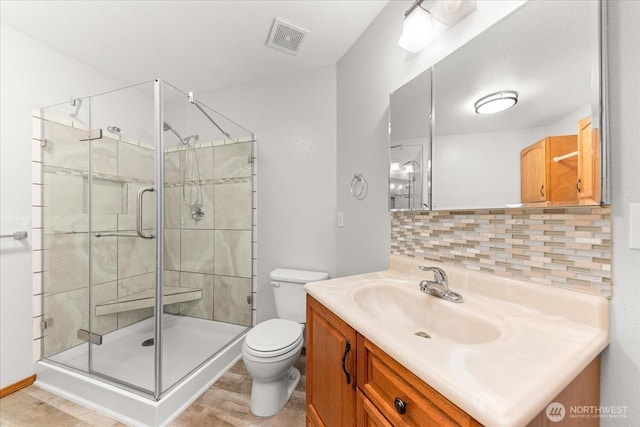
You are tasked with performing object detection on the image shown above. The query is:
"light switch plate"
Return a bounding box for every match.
[630,203,640,250]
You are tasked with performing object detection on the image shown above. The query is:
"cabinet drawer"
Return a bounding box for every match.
[357,389,393,427]
[357,337,480,427]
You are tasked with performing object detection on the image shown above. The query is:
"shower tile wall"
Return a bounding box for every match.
[34,115,158,358]
[163,140,254,327]
[391,207,612,297]
[32,114,254,362]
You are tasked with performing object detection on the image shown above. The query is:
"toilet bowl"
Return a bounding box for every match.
[242,268,328,417]
[243,319,304,417]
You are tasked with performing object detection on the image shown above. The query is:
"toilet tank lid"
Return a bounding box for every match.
[270,268,329,283]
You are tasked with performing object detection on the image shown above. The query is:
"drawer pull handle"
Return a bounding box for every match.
[394,397,407,415]
[341,339,351,385]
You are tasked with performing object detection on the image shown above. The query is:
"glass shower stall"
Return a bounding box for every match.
[35,79,255,406]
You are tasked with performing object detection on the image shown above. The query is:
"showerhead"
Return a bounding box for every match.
[163,121,183,141]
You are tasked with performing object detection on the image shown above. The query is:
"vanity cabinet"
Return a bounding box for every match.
[520,135,578,204]
[306,295,477,427]
[306,295,357,427]
[577,116,600,205]
[307,295,601,427]
[357,337,481,427]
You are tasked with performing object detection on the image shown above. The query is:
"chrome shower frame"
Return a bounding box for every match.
[153,79,165,399]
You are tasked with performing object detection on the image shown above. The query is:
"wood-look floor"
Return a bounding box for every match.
[0,357,306,427]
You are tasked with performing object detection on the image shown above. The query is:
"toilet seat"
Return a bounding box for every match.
[244,319,303,358]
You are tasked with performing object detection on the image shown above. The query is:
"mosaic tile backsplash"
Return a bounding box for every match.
[391,207,612,297]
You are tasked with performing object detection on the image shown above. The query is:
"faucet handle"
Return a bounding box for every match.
[419,266,448,283]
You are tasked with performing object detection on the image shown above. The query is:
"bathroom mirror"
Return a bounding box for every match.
[389,68,432,210]
[389,0,607,211]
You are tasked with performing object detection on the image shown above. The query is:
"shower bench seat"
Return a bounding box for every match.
[94,286,203,316]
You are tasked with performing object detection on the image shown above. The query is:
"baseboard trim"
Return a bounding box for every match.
[0,375,36,398]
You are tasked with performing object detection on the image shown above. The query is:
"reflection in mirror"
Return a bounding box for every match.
[390,145,424,210]
[431,0,602,210]
[389,68,431,211]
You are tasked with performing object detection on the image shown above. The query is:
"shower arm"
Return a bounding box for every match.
[188,92,231,139]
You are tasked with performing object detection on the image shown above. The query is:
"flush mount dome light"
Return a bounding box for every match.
[474,91,518,114]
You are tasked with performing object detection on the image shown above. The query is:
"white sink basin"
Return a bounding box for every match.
[350,283,502,345]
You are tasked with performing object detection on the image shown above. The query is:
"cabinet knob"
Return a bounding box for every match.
[576,178,582,193]
[394,397,407,415]
[540,185,544,197]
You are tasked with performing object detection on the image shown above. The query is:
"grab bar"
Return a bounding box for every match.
[137,186,155,239]
[0,231,28,240]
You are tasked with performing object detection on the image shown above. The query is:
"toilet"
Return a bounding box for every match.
[242,268,329,417]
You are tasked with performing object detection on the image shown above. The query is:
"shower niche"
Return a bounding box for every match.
[34,79,256,423]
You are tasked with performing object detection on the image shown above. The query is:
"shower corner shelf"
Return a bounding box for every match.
[95,286,203,316]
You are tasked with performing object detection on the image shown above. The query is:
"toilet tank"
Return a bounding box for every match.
[270,268,329,323]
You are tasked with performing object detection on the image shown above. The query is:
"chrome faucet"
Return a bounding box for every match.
[418,266,464,303]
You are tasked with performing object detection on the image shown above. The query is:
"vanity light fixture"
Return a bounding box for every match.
[398,1,433,52]
[399,0,477,53]
[474,91,518,114]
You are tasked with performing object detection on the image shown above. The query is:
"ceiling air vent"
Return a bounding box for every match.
[266,18,309,55]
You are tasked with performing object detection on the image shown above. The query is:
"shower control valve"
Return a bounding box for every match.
[191,205,205,222]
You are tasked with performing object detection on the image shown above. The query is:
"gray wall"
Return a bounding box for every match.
[601,0,640,421]
[202,66,338,322]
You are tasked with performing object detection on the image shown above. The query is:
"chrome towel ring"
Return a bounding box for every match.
[350,173,368,200]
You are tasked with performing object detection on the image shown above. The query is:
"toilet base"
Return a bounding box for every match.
[249,367,301,417]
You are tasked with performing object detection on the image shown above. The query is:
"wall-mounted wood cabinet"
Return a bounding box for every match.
[520,135,578,205]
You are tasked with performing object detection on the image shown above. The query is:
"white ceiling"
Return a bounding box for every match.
[0,0,389,93]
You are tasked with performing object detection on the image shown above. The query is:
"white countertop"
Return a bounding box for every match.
[304,254,609,427]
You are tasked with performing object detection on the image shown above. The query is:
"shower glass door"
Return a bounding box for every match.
[39,81,158,395]
[87,81,158,394]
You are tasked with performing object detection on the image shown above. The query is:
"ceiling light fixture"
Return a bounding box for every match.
[474,91,519,114]
[399,0,477,53]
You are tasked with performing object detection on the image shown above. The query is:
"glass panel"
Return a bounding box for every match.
[87,81,156,394]
[39,79,255,399]
[160,81,254,393]
[40,98,93,372]
[389,68,432,211]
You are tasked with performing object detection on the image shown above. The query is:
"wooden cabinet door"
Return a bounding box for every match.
[577,116,594,201]
[306,295,357,427]
[521,140,546,203]
[577,116,600,204]
[546,135,579,202]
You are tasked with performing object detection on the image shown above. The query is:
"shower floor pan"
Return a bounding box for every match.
[36,314,248,427]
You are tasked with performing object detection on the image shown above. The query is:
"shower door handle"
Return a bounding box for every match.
[137,186,155,239]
